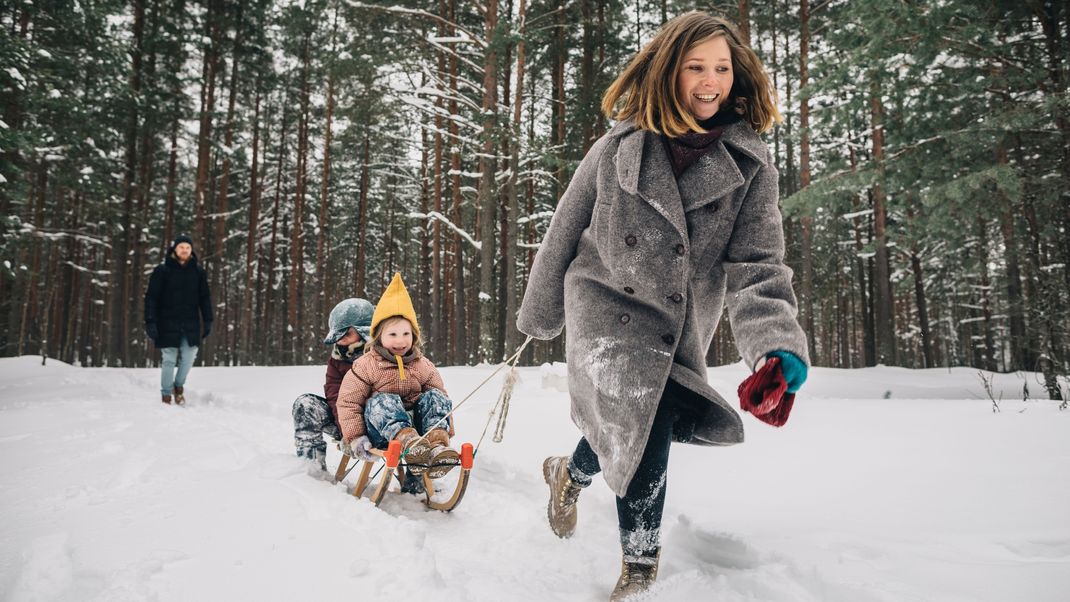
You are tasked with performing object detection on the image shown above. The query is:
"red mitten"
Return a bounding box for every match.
[737,356,796,427]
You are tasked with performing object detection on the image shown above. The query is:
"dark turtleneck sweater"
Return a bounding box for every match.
[662,110,743,179]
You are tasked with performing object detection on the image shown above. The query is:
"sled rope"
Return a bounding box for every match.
[406,335,533,458]
[474,336,532,453]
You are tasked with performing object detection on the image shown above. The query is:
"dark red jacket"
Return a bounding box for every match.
[323,342,363,420]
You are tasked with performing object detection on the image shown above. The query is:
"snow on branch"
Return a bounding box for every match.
[517,210,554,225]
[841,208,873,220]
[344,2,486,50]
[407,211,481,250]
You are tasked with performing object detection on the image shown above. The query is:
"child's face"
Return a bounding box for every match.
[676,35,734,122]
[337,327,361,347]
[380,320,414,356]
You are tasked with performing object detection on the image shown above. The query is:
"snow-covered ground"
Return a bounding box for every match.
[1,356,1068,601]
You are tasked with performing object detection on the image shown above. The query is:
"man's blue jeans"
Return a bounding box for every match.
[363,389,452,449]
[160,336,198,396]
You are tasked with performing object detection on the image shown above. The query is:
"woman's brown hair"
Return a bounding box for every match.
[601,11,781,137]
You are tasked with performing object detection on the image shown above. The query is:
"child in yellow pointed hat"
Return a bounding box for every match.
[334,273,459,480]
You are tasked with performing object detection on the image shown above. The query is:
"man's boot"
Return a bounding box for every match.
[609,550,660,601]
[425,428,460,479]
[542,456,584,538]
[173,386,185,405]
[395,427,430,475]
[161,394,172,404]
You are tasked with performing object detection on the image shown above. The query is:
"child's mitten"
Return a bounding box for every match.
[346,435,376,462]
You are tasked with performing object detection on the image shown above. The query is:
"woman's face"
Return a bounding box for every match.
[676,35,734,122]
[380,320,413,356]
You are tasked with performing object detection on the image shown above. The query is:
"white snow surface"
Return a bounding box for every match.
[1,356,1068,601]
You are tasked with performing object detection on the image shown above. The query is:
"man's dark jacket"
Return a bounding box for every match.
[144,247,213,348]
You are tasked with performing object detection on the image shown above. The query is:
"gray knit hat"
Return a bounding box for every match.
[323,298,375,345]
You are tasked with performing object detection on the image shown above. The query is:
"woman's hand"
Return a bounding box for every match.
[765,350,807,393]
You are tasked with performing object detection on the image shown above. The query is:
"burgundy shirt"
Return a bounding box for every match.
[662,111,743,178]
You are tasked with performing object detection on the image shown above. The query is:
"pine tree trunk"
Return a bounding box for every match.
[194,0,221,249]
[264,101,289,365]
[242,83,262,364]
[870,77,897,365]
[447,0,463,364]
[505,0,527,357]
[213,6,242,366]
[355,135,370,298]
[738,0,751,45]
[1037,1,1070,296]
[419,94,431,333]
[431,0,447,358]
[477,0,499,361]
[316,9,339,327]
[976,216,998,371]
[909,250,934,368]
[289,27,313,364]
[109,0,147,366]
[798,0,816,364]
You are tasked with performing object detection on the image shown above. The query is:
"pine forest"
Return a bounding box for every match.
[1,0,1068,394]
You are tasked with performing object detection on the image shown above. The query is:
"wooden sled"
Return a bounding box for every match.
[335,439,473,512]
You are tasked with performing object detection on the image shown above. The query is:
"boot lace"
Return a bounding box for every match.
[559,480,581,506]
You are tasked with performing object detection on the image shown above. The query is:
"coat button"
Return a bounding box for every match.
[624,286,635,294]
[661,334,675,345]
[675,243,686,255]
[670,293,683,303]
[625,235,637,247]
[619,314,631,324]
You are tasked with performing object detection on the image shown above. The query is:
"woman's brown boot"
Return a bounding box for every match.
[609,550,660,601]
[542,456,583,538]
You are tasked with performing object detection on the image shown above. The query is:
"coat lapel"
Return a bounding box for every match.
[677,142,745,213]
[616,128,689,242]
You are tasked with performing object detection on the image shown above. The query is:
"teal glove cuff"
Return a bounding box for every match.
[766,350,807,394]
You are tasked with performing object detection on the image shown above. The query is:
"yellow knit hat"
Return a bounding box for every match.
[370,272,420,340]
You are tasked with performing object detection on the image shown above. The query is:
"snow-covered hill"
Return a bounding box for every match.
[1,356,1067,601]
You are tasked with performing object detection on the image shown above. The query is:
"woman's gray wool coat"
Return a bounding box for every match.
[517,117,810,497]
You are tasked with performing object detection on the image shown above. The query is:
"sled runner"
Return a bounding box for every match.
[334,439,474,512]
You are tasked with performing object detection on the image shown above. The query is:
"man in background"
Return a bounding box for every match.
[144,234,213,404]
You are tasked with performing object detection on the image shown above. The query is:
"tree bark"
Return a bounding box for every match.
[505,0,527,357]
[477,0,499,361]
[798,0,816,363]
[243,82,263,364]
[316,8,339,326]
[289,26,313,363]
[355,135,370,298]
[870,77,897,365]
[738,0,751,45]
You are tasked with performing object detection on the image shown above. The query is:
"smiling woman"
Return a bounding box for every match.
[518,10,808,601]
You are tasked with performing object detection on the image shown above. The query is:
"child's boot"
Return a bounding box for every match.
[609,549,660,601]
[395,427,431,475]
[173,386,185,405]
[542,456,585,538]
[162,394,172,404]
[425,428,459,479]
